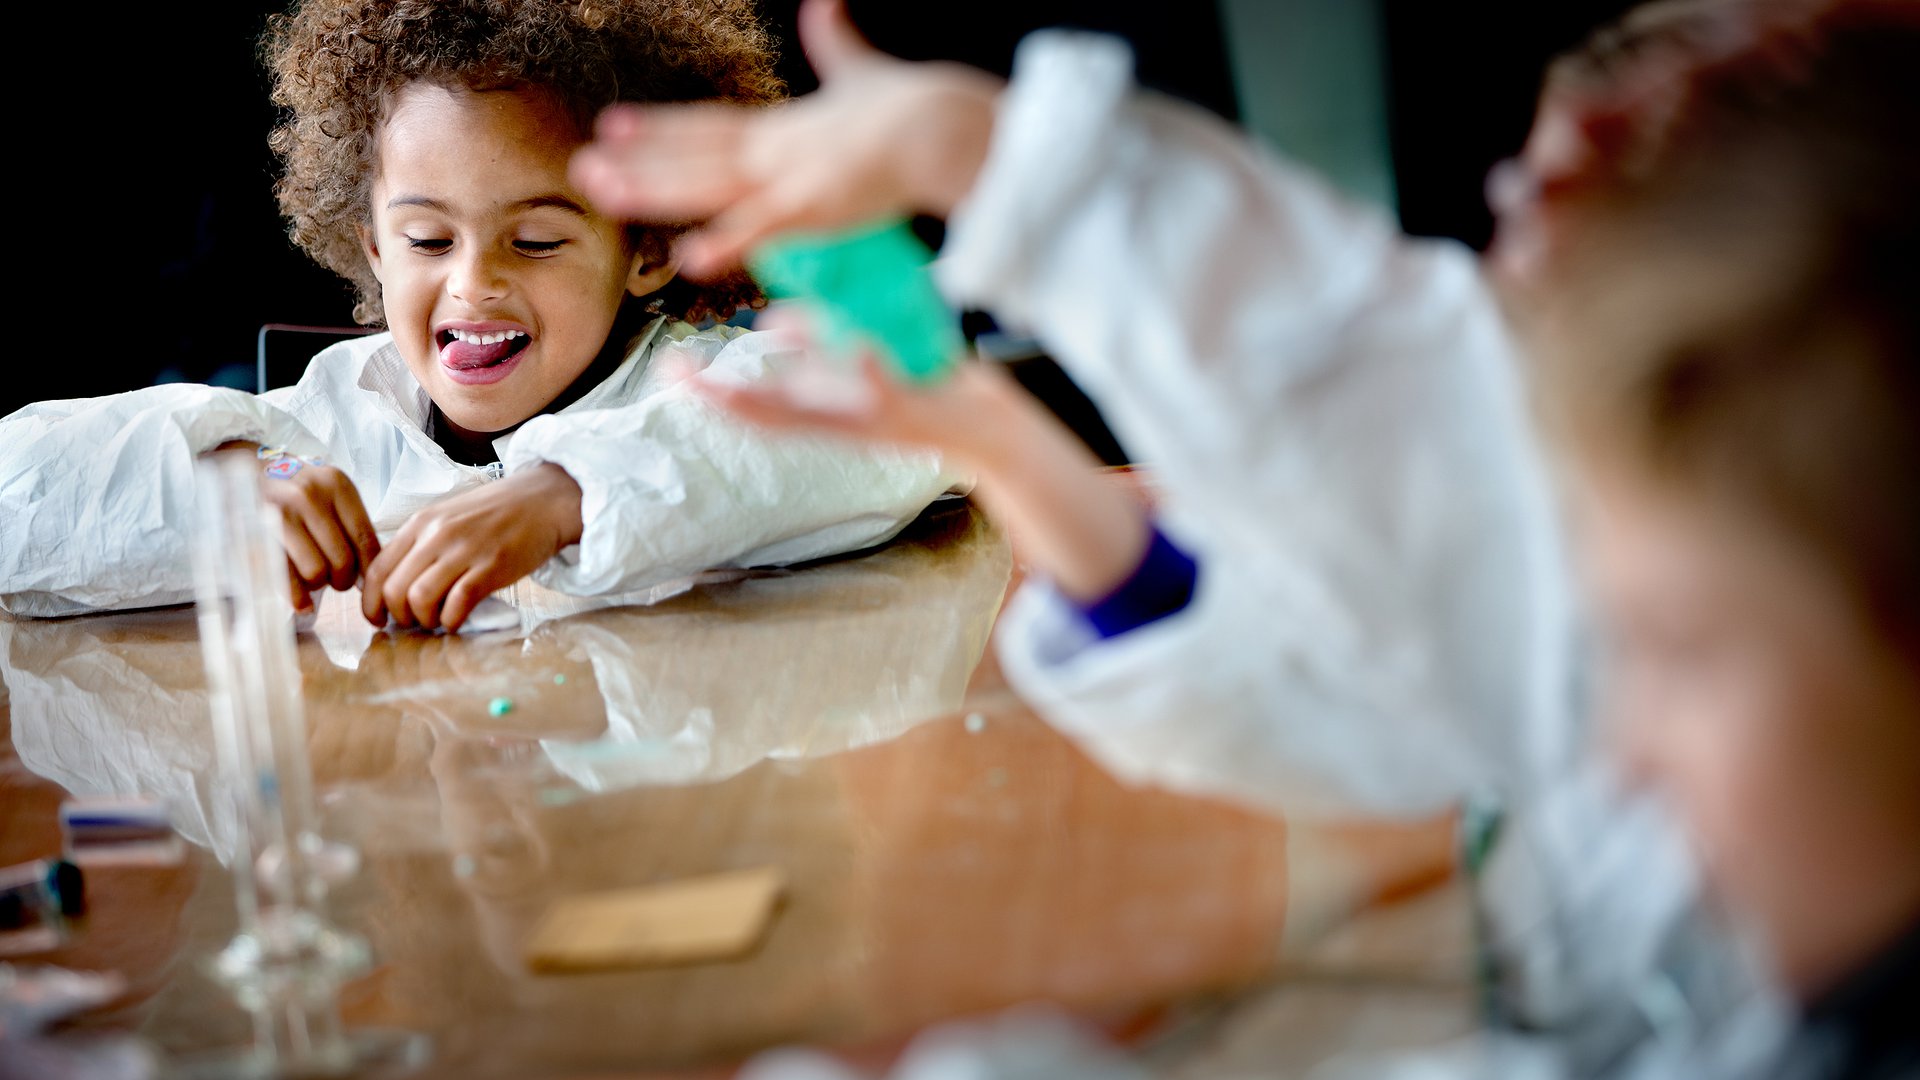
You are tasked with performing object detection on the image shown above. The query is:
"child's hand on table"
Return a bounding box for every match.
[568,0,1001,279]
[360,463,584,633]
[212,441,381,615]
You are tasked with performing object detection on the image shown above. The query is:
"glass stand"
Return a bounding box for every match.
[176,453,430,1079]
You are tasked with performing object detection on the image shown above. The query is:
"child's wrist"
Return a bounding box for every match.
[524,462,585,547]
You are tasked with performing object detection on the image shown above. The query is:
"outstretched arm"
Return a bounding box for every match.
[690,340,1150,607]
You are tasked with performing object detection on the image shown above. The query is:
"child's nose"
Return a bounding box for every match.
[448,246,510,304]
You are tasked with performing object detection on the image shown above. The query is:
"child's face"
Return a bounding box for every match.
[362,84,674,436]
[1574,468,1920,996]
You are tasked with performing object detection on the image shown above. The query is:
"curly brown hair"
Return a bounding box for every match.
[264,0,784,327]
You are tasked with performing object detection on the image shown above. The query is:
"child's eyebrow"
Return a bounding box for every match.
[385,194,593,217]
[510,194,593,217]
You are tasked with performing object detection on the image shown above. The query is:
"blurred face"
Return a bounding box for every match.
[362,83,674,437]
[1573,468,1920,997]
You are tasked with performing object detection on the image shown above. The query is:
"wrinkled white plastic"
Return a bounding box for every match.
[0,317,961,618]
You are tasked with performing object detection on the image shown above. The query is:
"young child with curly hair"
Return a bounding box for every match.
[575,0,1918,1075]
[0,0,957,630]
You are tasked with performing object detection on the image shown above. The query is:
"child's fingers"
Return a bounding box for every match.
[707,350,994,456]
[370,530,462,631]
[696,379,870,434]
[279,513,331,591]
[330,483,381,580]
[747,302,818,341]
[288,565,314,615]
[589,102,647,142]
[683,311,873,429]
[573,110,755,219]
[852,348,908,397]
[292,499,362,593]
[374,543,427,629]
[395,556,465,631]
[798,0,884,82]
[264,466,375,592]
[438,568,499,635]
[675,193,810,278]
[591,102,749,154]
[375,561,416,630]
[573,146,753,220]
[361,531,412,626]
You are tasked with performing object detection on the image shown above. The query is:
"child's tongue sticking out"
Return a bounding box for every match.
[442,330,528,370]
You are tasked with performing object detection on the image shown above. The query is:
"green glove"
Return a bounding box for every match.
[746,218,966,385]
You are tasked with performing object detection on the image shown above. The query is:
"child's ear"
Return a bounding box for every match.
[360,224,385,281]
[625,251,677,298]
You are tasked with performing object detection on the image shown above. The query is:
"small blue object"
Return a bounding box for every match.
[746,218,966,385]
[59,796,172,837]
[488,697,514,717]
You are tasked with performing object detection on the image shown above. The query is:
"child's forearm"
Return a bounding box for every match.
[958,375,1151,605]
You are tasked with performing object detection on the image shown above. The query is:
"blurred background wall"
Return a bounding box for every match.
[11,0,1635,428]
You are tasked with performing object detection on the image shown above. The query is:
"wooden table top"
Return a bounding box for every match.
[0,494,1465,1078]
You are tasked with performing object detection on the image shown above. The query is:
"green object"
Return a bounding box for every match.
[487,696,514,717]
[746,218,965,385]
[552,674,567,686]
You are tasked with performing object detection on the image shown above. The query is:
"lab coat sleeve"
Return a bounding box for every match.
[0,385,330,617]
[938,32,1584,816]
[997,542,1504,817]
[502,330,964,597]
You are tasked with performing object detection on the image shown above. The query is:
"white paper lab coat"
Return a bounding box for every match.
[0,318,960,618]
[738,31,1785,1080]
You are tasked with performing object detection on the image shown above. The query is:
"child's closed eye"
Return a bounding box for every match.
[402,237,566,255]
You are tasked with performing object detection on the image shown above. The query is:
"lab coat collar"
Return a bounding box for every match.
[349,316,674,464]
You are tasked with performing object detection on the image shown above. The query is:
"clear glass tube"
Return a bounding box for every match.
[189,451,369,1078]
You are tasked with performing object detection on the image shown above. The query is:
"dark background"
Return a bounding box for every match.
[15,0,1636,434]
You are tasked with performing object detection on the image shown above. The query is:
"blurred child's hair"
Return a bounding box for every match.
[264,0,784,327]
[1497,0,1920,651]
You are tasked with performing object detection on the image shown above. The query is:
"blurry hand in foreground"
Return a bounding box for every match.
[682,311,1153,605]
[568,0,1003,279]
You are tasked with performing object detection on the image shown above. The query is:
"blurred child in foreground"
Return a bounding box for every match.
[573,0,1919,1075]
